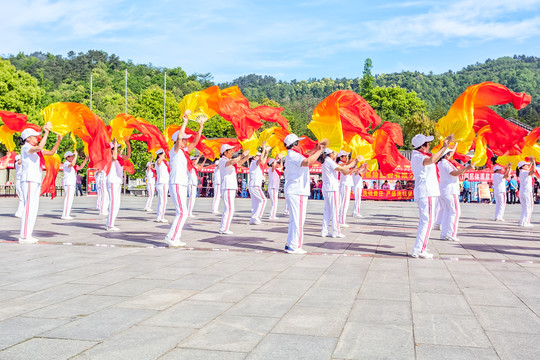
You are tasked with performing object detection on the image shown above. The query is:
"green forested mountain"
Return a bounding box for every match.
[1,51,539,177]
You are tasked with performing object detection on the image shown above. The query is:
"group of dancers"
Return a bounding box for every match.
[8,113,537,257]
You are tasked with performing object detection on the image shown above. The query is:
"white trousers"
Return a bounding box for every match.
[250,186,267,221]
[440,194,461,239]
[322,190,341,236]
[106,182,121,228]
[212,183,221,213]
[519,190,533,225]
[286,194,308,250]
[166,184,188,242]
[145,182,155,209]
[19,181,40,240]
[96,179,102,210]
[268,187,279,219]
[62,185,75,217]
[413,196,437,254]
[188,184,197,216]
[156,182,169,221]
[352,187,362,217]
[15,180,24,217]
[434,198,442,226]
[99,179,109,215]
[220,189,236,232]
[339,184,351,224]
[494,191,506,221]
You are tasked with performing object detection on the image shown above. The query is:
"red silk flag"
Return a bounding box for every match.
[40,153,61,199]
[203,138,242,159]
[0,111,42,151]
[373,122,409,175]
[252,106,289,130]
[81,115,111,171]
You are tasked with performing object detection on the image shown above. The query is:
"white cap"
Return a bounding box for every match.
[64,151,74,159]
[256,152,262,156]
[172,131,193,142]
[412,134,434,148]
[337,150,349,157]
[284,134,305,147]
[214,160,219,165]
[442,147,455,156]
[517,161,527,169]
[493,165,503,171]
[21,128,41,141]
[220,144,235,154]
[324,148,334,155]
[268,158,275,165]
[15,155,21,161]
[146,161,152,167]
[156,149,164,155]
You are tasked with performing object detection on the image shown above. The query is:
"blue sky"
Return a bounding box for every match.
[1,0,540,82]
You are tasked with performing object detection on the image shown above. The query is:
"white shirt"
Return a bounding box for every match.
[492,173,506,194]
[248,159,264,188]
[322,158,340,192]
[155,161,170,185]
[352,173,363,190]
[107,160,123,184]
[146,168,156,185]
[519,170,533,194]
[219,157,237,190]
[20,143,42,184]
[268,167,280,189]
[437,159,459,195]
[214,164,221,185]
[411,150,440,200]
[63,161,77,186]
[284,150,310,196]
[15,161,22,180]
[169,147,189,186]
[189,168,198,185]
[339,162,353,187]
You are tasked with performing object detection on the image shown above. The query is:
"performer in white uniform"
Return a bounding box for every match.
[320,148,358,238]
[283,134,325,254]
[410,133,452,259]
[187,155,201,217]
[62,150,87,220]
[437,147,472,241]
[517,158,536,227]
[144,161,156,212]
[492,164,511,221]
[97,169,109,216]
[352,163,367,218]
[106,138,131,231]
[14,154,24,218]
[19,124,63,243]
[248,146,270,225]
[267,155,283,220]
[164,111,206,246]
[337,150,355,227]
[211,159,221,214]
[155,149,170,222]
[218,145,250,234]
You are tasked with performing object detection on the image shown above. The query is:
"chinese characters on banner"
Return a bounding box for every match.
[363,170,414,181]
[459,170,493,182]
[86,169,97,196]
[361,189,414,200]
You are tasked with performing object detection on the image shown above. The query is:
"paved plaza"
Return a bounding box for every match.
[0,195,539,359]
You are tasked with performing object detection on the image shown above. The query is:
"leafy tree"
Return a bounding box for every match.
[360,58,374,95]
[403,113,437,150]
[0,60,44,119]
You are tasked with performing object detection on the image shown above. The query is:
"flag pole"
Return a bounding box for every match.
[90,73,93,110]
[163,72,167,130]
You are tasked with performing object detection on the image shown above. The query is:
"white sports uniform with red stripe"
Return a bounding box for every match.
[268,167,280,219]
[106,160,123,228]
[322,158,341,236]
[15,161,24,218]
[338,162,353,225]
[97,170,109,215]
[249,159,267,222]
[165,147,189,243]
[212,163,221,213]
[219,157,237,233]
[492,172,506,221]
[437,159,461,239]
[284,150,309,250]
[19,143,42,241]
[518,171,534,226]
[352,173,362,217]
[145,168,156,210]
[411,150,440,255]
[187,168,198,216]
[155,161,170,221]
[62,161,77,218]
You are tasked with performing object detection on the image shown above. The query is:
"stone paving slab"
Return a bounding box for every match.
[0,196,539,358]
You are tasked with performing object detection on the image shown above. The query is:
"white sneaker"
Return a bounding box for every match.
[523,223,534,227]
[411,251,434,259]
[165,238,186,247]
[19,237,38,244]
[268,217,278,220]
[100,212,109,216]
[188,214,196,218]
[212,211,220,215]
[61,216,74,220]
[495,218,505,222]
[14,214,22,218]
[284,246,307,254]
[249,219,258,225]
[321,232,328,238]
[353,214,363,218]
[106,226,120,231]
[332,233,345,238]
[340,223,350,228]
[445,236,460,242]
[219,230,234,235]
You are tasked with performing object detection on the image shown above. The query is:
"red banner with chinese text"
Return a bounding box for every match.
[361,189,414,200]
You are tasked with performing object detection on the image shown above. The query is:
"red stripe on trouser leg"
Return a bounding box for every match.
[161,184,167,220]
[171,184,184,240]
[272,189,277,218]
[528,193,533,223]
[298,196,304,248]
[421,197,432,252]
[63,186,69,216]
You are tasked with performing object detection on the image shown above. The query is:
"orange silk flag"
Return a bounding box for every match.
[372,122,409,175]
[0,111,41,152]
[252,106,289,130]
[40,153,61,199]
[203,138,242,159]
